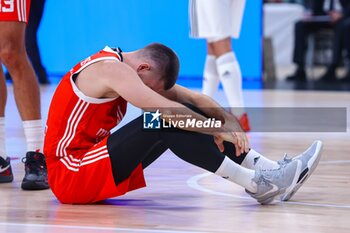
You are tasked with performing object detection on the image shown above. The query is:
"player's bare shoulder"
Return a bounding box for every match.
[75,59,133,99]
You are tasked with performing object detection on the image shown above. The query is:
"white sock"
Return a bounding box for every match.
[215,156,257,193]
[241,149,279,170]
[0,117,6,159]
[202,55,220,97]
[22,120,44,153]
[216,52,245,117]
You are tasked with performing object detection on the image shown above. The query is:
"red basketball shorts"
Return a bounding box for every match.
[46,137,146,204]
[0,0,31,23]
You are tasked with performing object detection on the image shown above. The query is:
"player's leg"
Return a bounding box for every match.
[185,103,278,170]
[108,115,307,204]
[0,22,41,122]
[208,38,250,131]
[191,0,249,130]
[107,115,257,193]
[202,45,220,97]
[0,21,48,190]
[209,38,244,115]
[0,64,13,183]
[189,0,226,98]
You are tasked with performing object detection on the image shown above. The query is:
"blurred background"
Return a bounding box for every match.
[4,0,350,90]
[5,0,262,88]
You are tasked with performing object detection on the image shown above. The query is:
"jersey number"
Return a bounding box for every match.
[1,0,15,13]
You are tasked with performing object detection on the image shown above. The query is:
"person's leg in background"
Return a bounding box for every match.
[0,64,13,183]
[287,20,333,82]
[340,17,350,82]
[287,20,310,82]
[202,52,220,98]
[189,0,250,131]
[25,0,49,84]
[0,20,48,190]
[206,38,250,131]
[319,19,346,82]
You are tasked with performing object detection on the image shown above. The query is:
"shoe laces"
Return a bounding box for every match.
[277,153,293,166]
[22,155,46,174]
[259,166,285,184]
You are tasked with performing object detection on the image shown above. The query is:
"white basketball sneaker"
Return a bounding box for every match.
[278,140,323,201]
[246,159,302,205]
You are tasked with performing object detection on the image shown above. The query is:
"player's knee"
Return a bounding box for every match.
[208,38,232,56]
[0,41,22,68]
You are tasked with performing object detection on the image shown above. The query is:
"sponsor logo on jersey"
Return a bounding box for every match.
[80,56,92,66]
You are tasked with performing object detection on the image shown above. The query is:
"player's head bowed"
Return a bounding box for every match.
[136,43,180,92]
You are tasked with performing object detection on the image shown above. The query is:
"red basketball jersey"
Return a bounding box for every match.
[0,0,31,23]
[44,46,127,161]
[44,47,146,204]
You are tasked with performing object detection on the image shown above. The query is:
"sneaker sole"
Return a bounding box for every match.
[0,174,14,183]
[281,140,323,201]
[259,196,277,205]
[21,180,49,190]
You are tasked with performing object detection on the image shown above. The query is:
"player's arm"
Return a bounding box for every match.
[162,84,244,132]
[162,84,249,153]
[99,61,247,155]
[99,61,209,121]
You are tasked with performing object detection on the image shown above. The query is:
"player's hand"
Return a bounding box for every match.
[214,131,250,157]
[213,111,250,156]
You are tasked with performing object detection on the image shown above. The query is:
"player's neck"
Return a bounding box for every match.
[122,52,140,71]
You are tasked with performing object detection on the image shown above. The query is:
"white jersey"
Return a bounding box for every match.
[189,0,246,40]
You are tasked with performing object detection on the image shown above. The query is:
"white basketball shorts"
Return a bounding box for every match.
[189,0,246,41]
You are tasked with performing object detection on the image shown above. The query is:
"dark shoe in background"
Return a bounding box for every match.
[340,71,350,83]
[286,67,307,82]
[318,67,337,82]
[21,151,49,190]
[0,157,14,183]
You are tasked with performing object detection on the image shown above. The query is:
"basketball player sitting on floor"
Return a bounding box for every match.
[43,43,323,204]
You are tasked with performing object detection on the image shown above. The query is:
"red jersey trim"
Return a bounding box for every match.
[17,0,25,21]
[102,46,123,61]
[56,99,89,157]
[59,146,110,172]
[16,0,27,22]
[70,56,121,104]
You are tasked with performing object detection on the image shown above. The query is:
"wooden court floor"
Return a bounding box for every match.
[0,85,349,233]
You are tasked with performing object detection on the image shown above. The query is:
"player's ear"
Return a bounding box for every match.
[137,63,151,72]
